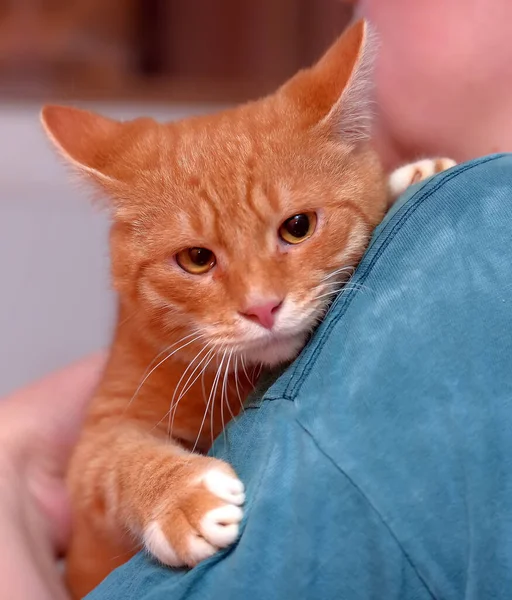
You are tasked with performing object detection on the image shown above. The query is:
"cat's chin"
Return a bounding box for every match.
[242,332,308,367]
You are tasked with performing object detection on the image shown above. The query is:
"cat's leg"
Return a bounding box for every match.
[388,158,456,200]
[66,515,134,600]
[66,423,244,597]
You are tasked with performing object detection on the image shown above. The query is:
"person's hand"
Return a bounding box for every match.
[0,354,105,600]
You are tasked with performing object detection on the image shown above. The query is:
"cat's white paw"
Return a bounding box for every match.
[144,520,182,565]
[388,158,456,199]
[198,504,243,548]
[142,465,244,567]
[202,469,245,505]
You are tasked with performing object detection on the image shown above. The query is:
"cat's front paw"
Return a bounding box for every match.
[143,460,245,567]
[388,158,457,199]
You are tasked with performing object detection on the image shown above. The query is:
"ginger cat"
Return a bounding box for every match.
[41,20,454,599]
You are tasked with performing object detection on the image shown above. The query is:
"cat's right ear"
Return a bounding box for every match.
[40,105,124,182]
[281,19,375,146]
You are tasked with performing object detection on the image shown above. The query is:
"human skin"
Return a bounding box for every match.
[0,354,105,600]
[347,0,512,168]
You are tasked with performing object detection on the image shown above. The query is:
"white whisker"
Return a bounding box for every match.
[168,348,216,437]
[240,354,252,385]
[165,343,211,440]
[193,349,226,454]
[138,330,203,382]
[321,265,355,282]
[233,355,245,414]
[148,347,215,435]
[224,350,237,421]
[125,333,206,413]
[313,290,343,302]
[220,351,232,444]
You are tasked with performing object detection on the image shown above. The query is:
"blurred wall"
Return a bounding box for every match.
[0,0,353,103]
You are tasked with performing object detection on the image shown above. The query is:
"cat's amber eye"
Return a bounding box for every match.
[278,212,317,245]
[176,247,216,274]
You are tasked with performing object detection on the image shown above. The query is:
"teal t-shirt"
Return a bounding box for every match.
[88,154,512,600]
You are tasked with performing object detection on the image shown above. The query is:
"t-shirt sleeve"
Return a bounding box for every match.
[87,427,433,600]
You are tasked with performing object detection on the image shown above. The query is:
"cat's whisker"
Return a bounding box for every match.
[312,278,373,304]
[223,350,237,421]
[312,290,343,302]
[209,352,220,452]
[240,355,252,386]
[210,349,227,452]
[321,265,355,282]
[151,349,214,438]
[314,284,345,297]
[252,363,263,385]
[125,333,207,413]
[339,281,373,293]
[233,355,245,414]
[129,331,205,391]
[318,280,373,320]
[167,348,216,438]
[148,346,214,435]
[319,279,352,288]
[110,542,144,562]
[220,351,233,445]
[171,346,215,411]
[193,349,226,454]
[200,357,209,404]
[166,343,211,440]
[138,330,204,383]
[117,310,138,328]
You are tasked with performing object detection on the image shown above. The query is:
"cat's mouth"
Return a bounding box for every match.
[238,330,309,367]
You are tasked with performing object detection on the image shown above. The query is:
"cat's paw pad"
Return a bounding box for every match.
[142,465,245,568]
[388,158,456,199]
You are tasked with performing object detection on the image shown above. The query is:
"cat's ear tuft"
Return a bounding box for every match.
[40,105,123,181]
[283,19,375,145]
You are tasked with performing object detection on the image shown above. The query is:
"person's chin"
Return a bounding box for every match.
[243,332,308,367]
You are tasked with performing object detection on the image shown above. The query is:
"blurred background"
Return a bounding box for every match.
[0,0,353,395]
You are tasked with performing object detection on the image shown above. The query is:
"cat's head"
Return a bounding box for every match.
[41,20,387,367]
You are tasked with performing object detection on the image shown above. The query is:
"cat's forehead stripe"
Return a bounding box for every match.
[244,181,271,225]
[194,189,223,241]
[265,183,281,211]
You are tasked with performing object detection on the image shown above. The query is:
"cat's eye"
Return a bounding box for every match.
[279,212,317,245]
[176,247,216,274]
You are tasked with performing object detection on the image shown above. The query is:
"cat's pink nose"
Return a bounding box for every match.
[240,300,283,330]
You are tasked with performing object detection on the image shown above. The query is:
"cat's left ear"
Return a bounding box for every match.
[282,19,375,144]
